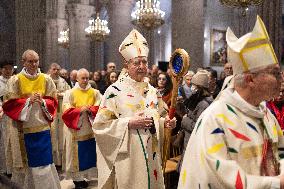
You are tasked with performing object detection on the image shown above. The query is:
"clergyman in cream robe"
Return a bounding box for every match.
[62,82,101,181]
[3,67,61,189]
[93,74,167,189]
[50,75,70,166]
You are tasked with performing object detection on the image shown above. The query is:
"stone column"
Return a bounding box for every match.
[0,1,16,62]
[140,30,155,66]
[46,0,70,70]
[104,0,134,69]
[66,2,94,70]
[46,19,59,70]
[90,41,105,71]
[258,0,282,61]
[15,0,46,70]
[229,0,282,62]
[172,0,204,71]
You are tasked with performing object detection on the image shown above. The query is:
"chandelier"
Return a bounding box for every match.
[219,0,263,16]
[58,28,69,48]
[131,0,165,30]
[85,13,110,42]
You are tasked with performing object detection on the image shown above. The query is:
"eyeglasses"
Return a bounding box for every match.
[269,70,282,80]
[224,67,233,70]
[131,59,148,67]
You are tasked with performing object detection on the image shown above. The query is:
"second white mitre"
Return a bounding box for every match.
[119,29,149,61]
[226,15,278,75]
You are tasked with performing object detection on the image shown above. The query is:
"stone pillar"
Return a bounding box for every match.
[0,1,16,62]
[66,2,94,70]
[46,19,59,70]
[15,0,46,70]
[104,0,134,69]
[90,41,105,71]
[46,0,70,71]
[172,0,204,71]
[229,0,282,62]
[258,0,282,62]
[56,19,70,70]
[140,30,155,66]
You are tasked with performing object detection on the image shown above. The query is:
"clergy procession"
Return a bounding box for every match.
[1,15,284,189]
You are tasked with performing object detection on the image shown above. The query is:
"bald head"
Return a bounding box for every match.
[59,68,68,79]
[77,68,89,77]
[22,49,39,62]
[107,62,116,73]
[70,70,78,81]
[77,68,89,89]
[21,49,39,75]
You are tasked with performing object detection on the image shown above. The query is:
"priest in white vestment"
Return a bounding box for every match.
[93,29,176,189]
[178,16,284,189]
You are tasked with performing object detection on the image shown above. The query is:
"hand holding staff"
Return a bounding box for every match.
[162,49,190,173]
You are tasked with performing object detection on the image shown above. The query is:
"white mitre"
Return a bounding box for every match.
[119,29,149,61]
[226,15,278,74]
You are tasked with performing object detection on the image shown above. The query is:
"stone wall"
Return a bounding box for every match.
[15,0,47,70]
[0,1,16,63]
[6,0,282,72]
[172,0,204,71]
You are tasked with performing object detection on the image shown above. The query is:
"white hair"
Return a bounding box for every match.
[77,68,89,77]
[21,49,38,61]
[233,73,246,88]
[234,65,273,88]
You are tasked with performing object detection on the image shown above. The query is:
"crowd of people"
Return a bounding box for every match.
[0,16,284,189]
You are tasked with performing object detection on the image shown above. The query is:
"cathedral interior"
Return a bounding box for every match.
[0,0,282,73]
[0,0,283,189]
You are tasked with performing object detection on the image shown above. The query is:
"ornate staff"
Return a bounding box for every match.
[162,48,190,173]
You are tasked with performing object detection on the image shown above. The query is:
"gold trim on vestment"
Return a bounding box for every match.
[72,130,79,172]
[240,145,262,159]
[16,122,28,168]
[245,38,269,49]
[74,133,95,141]
[258,18,278,64]
[23,125,50,134]
[240,44,271,72]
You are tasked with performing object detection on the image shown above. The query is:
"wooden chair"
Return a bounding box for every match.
[164,135,183,188]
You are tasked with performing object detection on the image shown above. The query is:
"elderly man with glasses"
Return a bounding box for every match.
[178,16,284,189]
[2,49,60,189]
[93,29,176,189]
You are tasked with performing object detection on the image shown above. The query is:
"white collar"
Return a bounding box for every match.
[20,68,40,79]
[74,82,91,91]
[124,74,148,88]
[219,87,264,118]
